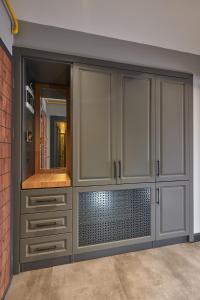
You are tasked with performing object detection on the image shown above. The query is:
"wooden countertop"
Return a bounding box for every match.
[22,172,71,189]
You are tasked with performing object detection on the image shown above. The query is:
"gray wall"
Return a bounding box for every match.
[14,21,200,234]
[0,2,13,53]
[14,21,200,75]
[10,0,200,56]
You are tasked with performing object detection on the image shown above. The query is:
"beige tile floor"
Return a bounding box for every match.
[5,242,200,300]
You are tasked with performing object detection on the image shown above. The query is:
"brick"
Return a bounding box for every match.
[2,51,11,74]
[1,80,11,100]
[2,64,11,88]
[0,46,12,298]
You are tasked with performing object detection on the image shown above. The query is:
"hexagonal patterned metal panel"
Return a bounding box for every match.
[79,188,151,246]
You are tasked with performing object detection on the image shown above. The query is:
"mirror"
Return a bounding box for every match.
[35,84,69,172]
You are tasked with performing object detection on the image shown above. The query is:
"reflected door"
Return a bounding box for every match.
[35,83,69,173]
[50,116,67,168]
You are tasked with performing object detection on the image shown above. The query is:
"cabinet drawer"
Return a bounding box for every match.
[21,211,72,238]
[20,233,72,263]
[21,188,72,213]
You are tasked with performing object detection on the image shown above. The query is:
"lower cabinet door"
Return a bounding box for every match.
[21,210,72,238]
[21,187,72,214]
[73,183,155,254]
[156,181,189,240]
[20,233,72,263]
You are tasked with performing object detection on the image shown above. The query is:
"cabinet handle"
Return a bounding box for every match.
[114,161,117,179]
[35,198,57,204]
[157,160,160,176]
[35,221,57,228]
[35,245,57,252]
[119,161,121,178]
[156,188,160,205]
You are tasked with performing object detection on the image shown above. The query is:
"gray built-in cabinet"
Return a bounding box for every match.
[20,188,73,263]
[73,66,156,186]
[14,49,192,271]
[73,64,190,186]
[73,63,192,250]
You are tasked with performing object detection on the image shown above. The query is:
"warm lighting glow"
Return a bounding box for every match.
[57,122,66,134]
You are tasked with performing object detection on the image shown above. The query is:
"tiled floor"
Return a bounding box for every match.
[6,243,200,300]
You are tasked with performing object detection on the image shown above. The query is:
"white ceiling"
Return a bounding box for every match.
[10,0,200,55]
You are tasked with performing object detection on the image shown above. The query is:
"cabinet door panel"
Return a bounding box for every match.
[156,181,189,240]
[156,78,189,181]
[118,73,155,184]
[73,65,116,186]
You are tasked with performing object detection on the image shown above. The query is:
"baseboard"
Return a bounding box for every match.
[21,255,72,272]
[74,242,153,262]
[74,236,189,263]
[194,233,200,242]
[19,236,189,272]
[154,236,188,247]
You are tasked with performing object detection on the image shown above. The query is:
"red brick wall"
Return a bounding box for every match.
[0,45,12,299]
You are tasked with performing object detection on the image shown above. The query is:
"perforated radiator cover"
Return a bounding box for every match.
[79,188,151,247]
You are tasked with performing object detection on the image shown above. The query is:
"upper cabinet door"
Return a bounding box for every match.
[156,77,190,182]
[117,73,156,184]
[73,64,117,186]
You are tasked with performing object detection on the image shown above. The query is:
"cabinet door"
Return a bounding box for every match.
[156,181,189,240]
[73,64,117,186]
[117,73,156,184]
[156,77,190,182]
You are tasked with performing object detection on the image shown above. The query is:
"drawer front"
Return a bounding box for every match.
[21,188,72,213]
[20,233,72,263]
[21,211,72,238]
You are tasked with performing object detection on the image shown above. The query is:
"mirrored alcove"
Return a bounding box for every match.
[36,84,69,172]
[22,58,71,189]
[40,87,67,169]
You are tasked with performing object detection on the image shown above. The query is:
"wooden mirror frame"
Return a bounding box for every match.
[34,83,70,174]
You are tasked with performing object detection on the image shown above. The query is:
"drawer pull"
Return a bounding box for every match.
[35,198,57,204]
[35,245,57,252]
[35,221,57,228]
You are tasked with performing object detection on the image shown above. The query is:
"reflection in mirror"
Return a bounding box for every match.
[40,87,67,170]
